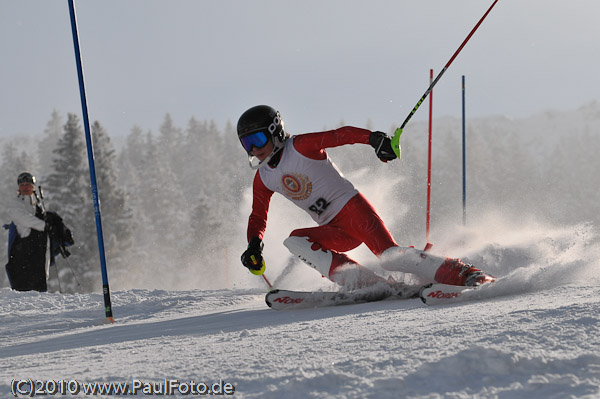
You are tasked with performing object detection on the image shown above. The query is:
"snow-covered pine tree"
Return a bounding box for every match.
[112,125,151,281]
[117,125,145,189]
[37,110,63,182]
[180,117,209,201]
[158,113,184,178]
[134,131,188,269]
[184,189,224,287]
[1,143,37,201]
[45,113,96,292]
[181,118,250,274]
[0,144,37,288]
[90,121,134,268]
[0,145,38,226]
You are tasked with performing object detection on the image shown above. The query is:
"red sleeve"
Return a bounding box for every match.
[247,171,274,241]
[292,126,371,160]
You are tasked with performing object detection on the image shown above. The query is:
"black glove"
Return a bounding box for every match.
[44,211,61,233]
[369,131,397,162]
[241,237,264,272]
[44,211,62,225]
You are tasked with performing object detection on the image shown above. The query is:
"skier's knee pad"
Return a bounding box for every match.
[283,236,333,277]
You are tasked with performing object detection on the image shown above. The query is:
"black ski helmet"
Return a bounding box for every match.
[237,105,288,168]
[237,105,285,143]
[17,172,36,185]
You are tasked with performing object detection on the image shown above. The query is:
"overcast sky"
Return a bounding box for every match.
[1,0,599,139]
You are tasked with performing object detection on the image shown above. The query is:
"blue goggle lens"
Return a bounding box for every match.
[240,131,269,152]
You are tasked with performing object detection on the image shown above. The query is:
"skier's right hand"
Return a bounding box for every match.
[241,237,265,275]
[369,131,397,162]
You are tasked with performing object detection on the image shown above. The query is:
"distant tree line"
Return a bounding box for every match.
[0,111,253,292]
[0,106,598,292]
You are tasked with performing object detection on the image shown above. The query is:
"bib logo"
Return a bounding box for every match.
[281,173,312,201]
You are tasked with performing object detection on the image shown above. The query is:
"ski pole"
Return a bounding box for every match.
[60,251,83,291]
[391,0,499,157]
[34,186,47,215]
[248,253,272,289]
[54,261,63,293]
[37,186,63,291]
[262,274,273,290]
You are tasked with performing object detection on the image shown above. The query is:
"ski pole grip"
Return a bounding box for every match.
[391,128,403,159]
[249,258,266,276]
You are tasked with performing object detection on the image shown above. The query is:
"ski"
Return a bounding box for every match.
[419,282,497,306]
[266,285,420,311]
[266,281,499,309]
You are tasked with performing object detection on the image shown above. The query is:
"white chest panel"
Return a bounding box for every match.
[259,138,357,225]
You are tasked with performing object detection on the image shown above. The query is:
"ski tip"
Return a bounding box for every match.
[419,281,497,306]
[419,283,433,304]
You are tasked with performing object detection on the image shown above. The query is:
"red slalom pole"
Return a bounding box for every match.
[426,69,433,242]
[462,75,467,226]
[391,0,500,158]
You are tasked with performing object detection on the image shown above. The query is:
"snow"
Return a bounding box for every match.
[2,222,600,398]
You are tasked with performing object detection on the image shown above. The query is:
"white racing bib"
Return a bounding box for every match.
[259,136,358,225]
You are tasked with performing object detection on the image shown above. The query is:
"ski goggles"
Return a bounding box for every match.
[240,131,269,152]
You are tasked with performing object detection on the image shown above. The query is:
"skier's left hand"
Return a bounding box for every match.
[369,131,397,162]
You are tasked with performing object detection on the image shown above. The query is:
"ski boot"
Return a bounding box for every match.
[434,258,495,287]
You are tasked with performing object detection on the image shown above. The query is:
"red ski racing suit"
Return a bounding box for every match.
[247,127,397,281]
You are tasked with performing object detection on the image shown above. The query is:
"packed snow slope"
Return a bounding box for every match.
[1,222,600,399]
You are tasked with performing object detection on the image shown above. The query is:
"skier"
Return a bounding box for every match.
[238,105,494,289]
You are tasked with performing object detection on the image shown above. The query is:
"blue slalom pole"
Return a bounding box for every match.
[461,75,467,226]
[68,0,114,323]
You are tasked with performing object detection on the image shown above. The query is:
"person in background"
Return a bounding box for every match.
[5,172,50,292]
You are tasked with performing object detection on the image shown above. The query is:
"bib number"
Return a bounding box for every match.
[309,198,330,216]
